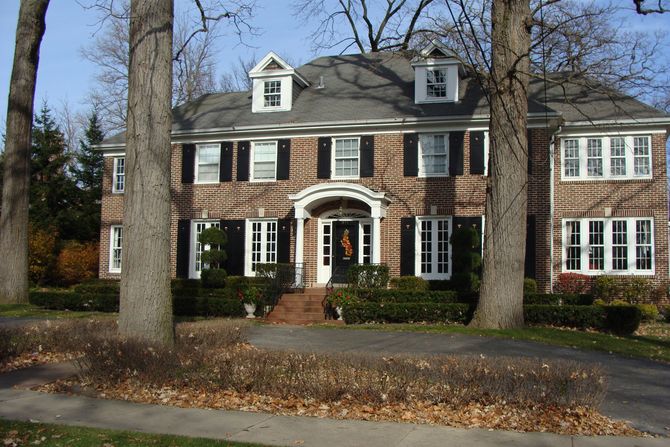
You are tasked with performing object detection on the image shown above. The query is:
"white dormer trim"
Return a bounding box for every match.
[249,51,310,113]
[412,41,462,105]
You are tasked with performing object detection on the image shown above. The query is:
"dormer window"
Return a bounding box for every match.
[426,68,447,98]
[264,80,282,107]
[412,40,463,104]
[249,51,310,113]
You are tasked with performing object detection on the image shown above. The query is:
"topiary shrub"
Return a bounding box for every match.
[347,264,389,289]
[198,227,228,289]
[603,305,642,336]
[555,273,591,294]
[523,278,538,295]
[389,276,429,291]
[450,225,481,294]
[201,268,227,288]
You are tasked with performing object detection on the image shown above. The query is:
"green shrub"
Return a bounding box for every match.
[450,225,481,294]
[524,305,605,329]
[347,264,390,289]
[523,293,594,306]
[344,302,472,324]
[523,278,538,294]
[350,288,460,303]
[555,273,591,294]
[428,280,453,291]
[623,277,652,303]
[225,276,267,290]
[74,279,120,296]
[636,304,660,322]
[389,276,429,291]
[29,291,119,312]
[603,305,642,336]
[594,276,653,303]
[172,296,244,318]
[198,227,228,269]
[201,268,228,288]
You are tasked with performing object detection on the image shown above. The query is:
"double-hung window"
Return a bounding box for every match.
[563,217,654,274]
[333,138,360,178]
[562,135,652,180]
[416,216,452,280]
[251,141,277,181]
[195,143,220,183]
[109,225,123,273]
[263,80,281,108]
[191,221,220,278]
[112,157,125,193]
[246,219,277,276]
[419,134,448,176]
[426,68,447,98]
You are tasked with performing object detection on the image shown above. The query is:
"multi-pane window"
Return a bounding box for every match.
[252,141,277,181]
[563,139,580,177]
[563,218,654,274]
[362,223,372,264]
[565,220,581,271]
[586,138,603,177]
[109,226,123,273]
[610,137,626,176]
[419,134,448,176]
[633,136,651,175]
[248,220,277,275]
[263,80,281,107]
[416,217,451,280]
[562,135,652,180]
[195,144,220,183]
[588,221,604,271]
[192,221,220,277]
[426,69,447,98]
[333,138,359,178]
[112,157,125,193]
[322,223,332,267]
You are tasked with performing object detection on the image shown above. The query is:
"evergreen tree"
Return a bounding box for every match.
[72,111,104,240]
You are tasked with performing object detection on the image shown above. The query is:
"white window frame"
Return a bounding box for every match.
[244,219,278,276]
[108,225,123,273]
[560,135,652,181]
[418,133,449,177]
[561,217,655,275]
[194,143,220,184]
[415,216,452,280]
[189,220,221,279]
[250,141,278,182]
[263,80,282,108]
[331,137,361,180]
[112,157,125,193]
[426,68,448,99]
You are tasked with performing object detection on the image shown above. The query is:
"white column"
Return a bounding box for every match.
[372,216,381,264]
[295,217,305,285]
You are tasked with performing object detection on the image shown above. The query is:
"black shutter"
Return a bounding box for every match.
[277,219,291,263]
[524,215,536,279]
[469,131,486,175]
[176,219,191,278]
[277,139,291,180]
[220,141,233,182]
[449,131,464,176]
[527,129,533,175]
[360,135,374,177]
[221,220,245,276]
[400,217,416,276]
[236,141,250,181]
[317,137,331,179]
[403,133,418,177]
[181,144,195,184]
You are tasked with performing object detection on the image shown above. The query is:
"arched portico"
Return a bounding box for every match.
[288,183,390,284]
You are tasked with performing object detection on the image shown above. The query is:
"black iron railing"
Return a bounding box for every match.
[256,262,305,316]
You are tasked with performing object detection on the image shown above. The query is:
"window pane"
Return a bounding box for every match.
[564,140,580,177]
[633,137,651,176]
[426,69,447,98]
[114,157,125,191]
[588,221,604,270]
[420,220,432,274]
[565,221,581,270]
[420,135,448,175]
[587,139,602,177]
[610,137,626,176]
[612,220,628,270]
[264,80,281,107]
[197,145,220,182]
[111,226,123,270]
[253,142,277,180]
[636,220,652,270]
[334,139,359,177]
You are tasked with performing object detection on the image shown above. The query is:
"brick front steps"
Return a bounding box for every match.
[266,288,344,325]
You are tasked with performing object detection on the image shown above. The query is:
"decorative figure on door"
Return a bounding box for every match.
[341,229,353,257]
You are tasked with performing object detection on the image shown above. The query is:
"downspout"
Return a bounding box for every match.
[548,125,562,293]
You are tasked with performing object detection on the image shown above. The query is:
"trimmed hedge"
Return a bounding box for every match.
[73,280,120,296]
[343,302,472,324]
[349,288,460,303]
[30,291,119,312]
[172,296,245,318]
[604,305,642,336]
[524,293,594,306]
[524,305,605,329]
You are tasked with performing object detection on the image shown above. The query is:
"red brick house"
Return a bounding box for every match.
[98,43,670,295]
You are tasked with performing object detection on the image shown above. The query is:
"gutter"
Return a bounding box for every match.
[548,124,562,293]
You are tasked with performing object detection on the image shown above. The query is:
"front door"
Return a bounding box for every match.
[333,222,359,283]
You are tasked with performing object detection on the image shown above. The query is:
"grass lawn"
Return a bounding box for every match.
[327,322,670,362]
[0,304,113,320]
[0,419,267,447]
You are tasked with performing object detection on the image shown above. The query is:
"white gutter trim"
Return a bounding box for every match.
[564,117,670,127]
[548,124,562,293]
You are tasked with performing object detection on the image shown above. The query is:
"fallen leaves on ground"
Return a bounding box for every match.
[39,377,642,437]
[0,351,75,374]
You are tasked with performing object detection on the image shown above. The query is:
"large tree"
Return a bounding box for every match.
[118,0,175,344]
[0,0,50,304]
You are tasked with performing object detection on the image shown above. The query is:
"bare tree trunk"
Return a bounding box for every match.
[0,0,49,304]
[470,0,531,329]
[118,0,174,345]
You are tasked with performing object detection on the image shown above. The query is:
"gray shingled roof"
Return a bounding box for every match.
[102,52,668,146]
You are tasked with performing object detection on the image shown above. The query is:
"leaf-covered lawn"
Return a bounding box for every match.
[0,419,266,447]
[328,323,670,362]
[0,304,113,319]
